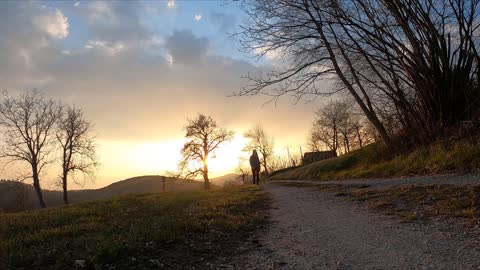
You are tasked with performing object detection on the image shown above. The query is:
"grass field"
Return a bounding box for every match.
[271,140,480,181]
[0,185,270,269]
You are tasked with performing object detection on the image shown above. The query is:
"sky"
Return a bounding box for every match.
[0,0,324,189]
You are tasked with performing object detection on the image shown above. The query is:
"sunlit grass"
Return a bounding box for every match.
[271,140,480,180]
[0,185,270,269]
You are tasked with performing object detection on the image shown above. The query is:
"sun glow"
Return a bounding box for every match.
[97,134,248,187]
[206,134,248,175]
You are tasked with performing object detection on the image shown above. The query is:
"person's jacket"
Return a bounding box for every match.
[249,154,261,170]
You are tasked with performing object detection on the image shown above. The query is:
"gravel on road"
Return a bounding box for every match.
[228,182,480,270]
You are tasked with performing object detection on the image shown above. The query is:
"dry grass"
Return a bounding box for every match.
[271,140,480,181]
[348,184,480,223]
[276,182,480,224]
[0,185,270,269]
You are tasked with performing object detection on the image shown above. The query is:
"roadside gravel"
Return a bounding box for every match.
[227,182,480,270]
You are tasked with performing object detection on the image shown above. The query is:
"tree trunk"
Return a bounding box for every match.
[62,169,68,205]
[203,162,210,189]
[62,171,69,205]
[356,127,363,148]
[32,166,46,208]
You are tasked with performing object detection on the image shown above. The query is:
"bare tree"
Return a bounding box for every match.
[309,101,344,154]
[0,91,62,208]
[56,106,97,205]
[236,161,251,184]
[309,100,369,154]
[244,125,274,175]
[179,114,233,189]
[237,0,480,147]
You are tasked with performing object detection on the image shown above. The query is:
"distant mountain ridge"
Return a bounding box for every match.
[0,175,204,213]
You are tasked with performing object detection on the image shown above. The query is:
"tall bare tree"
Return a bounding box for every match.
[0,91,62,208]
[237,0,480,147]
[56,106,97,205]
[244,125,274,175]
[179,114,233,189]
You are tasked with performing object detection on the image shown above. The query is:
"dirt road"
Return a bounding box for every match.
[228,181,480,270]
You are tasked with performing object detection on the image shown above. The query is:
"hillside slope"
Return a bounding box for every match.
[210,173,242,186]
[271,140,480,181]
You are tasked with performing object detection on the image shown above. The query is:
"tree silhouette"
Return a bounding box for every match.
[56,106,97,205]
[0,91,62,208]
[244,125,274,175]
[237,0,480,147]
[179,114,233,189]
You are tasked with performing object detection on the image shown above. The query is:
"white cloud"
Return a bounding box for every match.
[167,0,175,9]
[85,40,126,55]
[165,53,173,67]
[254,47,283,61]
[61,50,71,55]
[33,9,69,39]
[194,14,202,21]
[74,2,80,7]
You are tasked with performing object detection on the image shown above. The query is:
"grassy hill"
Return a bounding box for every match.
[210,173,243,186]
[271,140,480,181]
[0,185,270,269]
[0,176,205,212]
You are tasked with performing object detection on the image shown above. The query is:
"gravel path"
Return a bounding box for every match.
[228,182,480,270]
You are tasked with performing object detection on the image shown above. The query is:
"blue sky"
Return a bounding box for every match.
[48,1,250,62]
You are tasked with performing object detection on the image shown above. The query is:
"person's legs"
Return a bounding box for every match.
[251,168,257,184]
[254,169,260,184]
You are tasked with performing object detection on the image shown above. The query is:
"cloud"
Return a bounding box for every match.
[194,14,202,21]
[33,8,69,39]
[254,47,283,61]
[167,0,175,9]
[165,30,209,66]
[0,2,318,145]
[86,1,113,21]
[84,40,126,55]
[74,2,80,7]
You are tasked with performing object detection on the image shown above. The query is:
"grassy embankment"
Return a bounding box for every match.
[272,140,480,225]
[271,140,480,181]
[0,185,269,269]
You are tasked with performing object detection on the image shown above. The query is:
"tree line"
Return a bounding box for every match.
[0,91,96,208]
[236,0,480,149]
[309,100,377,155]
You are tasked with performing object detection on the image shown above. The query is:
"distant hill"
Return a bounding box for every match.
[210,173,244,186]
[0,176,204,213]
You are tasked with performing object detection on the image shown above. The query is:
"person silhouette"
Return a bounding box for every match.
[249,149,261,185]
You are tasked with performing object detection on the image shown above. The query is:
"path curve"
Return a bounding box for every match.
[229,182,480,270]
